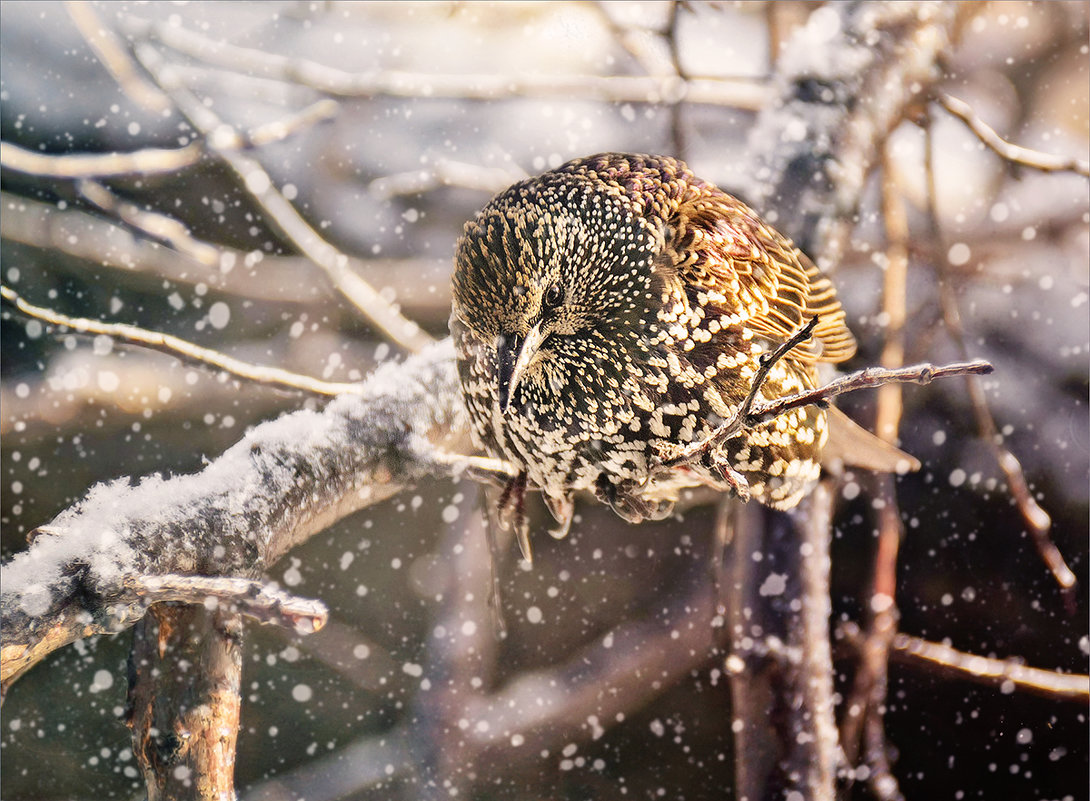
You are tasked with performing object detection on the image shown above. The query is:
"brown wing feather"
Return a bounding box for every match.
[666,189,856,365]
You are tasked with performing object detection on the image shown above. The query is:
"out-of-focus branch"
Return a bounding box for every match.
[665,1,688,160]
[735,5,981,799]
[1,140,203,178]
[938,93,1090,177]
[923,118,1077,596]
[0,192,453,317]
[1,285,363,396]
[129,40,434,354]
[119,14,767,110]
[1,100,335,180]
[65,0,172,113]
[0,338,468,690]
[76,179,222,266]
[246,551,724,801]
[839,623,1090,702]
[839,148,912,801]
[369,159,529,199]
[747,2,976,262]
[890,633,1090,701]
[725,484,839,800]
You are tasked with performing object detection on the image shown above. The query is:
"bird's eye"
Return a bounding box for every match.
[543,283,564,309]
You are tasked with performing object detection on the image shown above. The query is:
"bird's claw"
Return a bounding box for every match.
[496,470,533,563]
[594,475,675,523]
[543,493,574,540]
[709,452,751,502]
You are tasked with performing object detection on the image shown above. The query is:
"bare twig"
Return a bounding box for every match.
[76,179,221,265]
[120,14,767,110]
[662,326,992,470]
[746,2,973,260]
[243,98,340,147]
[939,93,1090,177]
[840,150,911,797]
[660,316,820,468]
[665,1,688,160]
[923,118,1076,595]
[1,191,453,318]
[889,632,1090,702]
[1,285,364,396]
[589,1,677,77]
[1,99,334,181]
[130,574,328,635]
[130,41,434,353]
[1,139,203,178]
[749,360,994,427]
[65,0,172,113]
[369,159,529,199]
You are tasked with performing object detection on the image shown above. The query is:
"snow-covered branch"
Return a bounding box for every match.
[0,339,467,690]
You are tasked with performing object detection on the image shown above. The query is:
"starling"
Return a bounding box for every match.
[450,153,914,554]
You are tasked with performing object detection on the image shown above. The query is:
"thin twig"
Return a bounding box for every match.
[243,98,340,147]
[130,574,328,635]
[589,1,677,77]
[369,159,528,199]
[661,316,820,467]
[923,117,1076,595]
[1,139,203,178]
[1,191,453,318]
[840,149,911,789]
[661,318,991,470]
[77,179,221,265]
[65,1,172,114]
[939,93,1090,177]
[890,632,1090,702]
[666,1,688,160]
[130,41,434,353]
[1,99,335,181]
[749,360,993,427]
[120,14,768,110]
[1,285,364,396]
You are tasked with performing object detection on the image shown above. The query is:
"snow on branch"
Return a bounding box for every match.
[0,339,469,690]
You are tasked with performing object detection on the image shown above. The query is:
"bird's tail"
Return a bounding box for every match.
[821,406,921,474]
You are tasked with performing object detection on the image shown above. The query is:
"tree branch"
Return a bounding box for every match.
[119,13,768,110]
[128,39,434,354]
[1,285,363,396]
[938,93,1090,177]
[1,339,468,691]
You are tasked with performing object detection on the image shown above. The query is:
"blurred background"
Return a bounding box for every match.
[1,2,1087,799]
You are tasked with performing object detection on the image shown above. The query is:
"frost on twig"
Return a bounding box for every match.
[0,285,362,397]
[130,574,328,635]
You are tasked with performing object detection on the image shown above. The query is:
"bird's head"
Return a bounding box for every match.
[451,172,663,414]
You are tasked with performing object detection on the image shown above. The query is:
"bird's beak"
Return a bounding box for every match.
[496,322,546,413]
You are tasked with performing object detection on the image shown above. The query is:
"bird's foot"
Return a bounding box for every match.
[495,470,532,563]
[595,475,675,523]
[707,452,751,503]
[543,493,575,540]
[462,456,519,488]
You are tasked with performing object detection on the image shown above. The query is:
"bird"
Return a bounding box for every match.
[449,153,916,559]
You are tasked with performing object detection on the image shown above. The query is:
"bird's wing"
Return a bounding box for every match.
[665,190,857,365]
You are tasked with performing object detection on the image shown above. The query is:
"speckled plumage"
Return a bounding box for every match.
[450,153,883,535]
